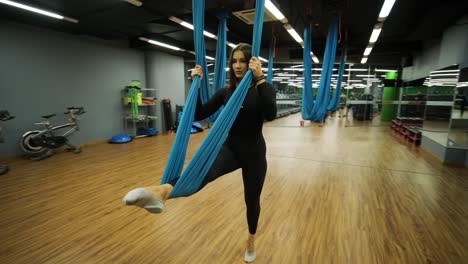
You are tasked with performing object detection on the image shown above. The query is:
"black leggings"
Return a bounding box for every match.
[169,135,267,235]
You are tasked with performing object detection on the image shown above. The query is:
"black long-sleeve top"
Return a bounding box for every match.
[195,82,277,137]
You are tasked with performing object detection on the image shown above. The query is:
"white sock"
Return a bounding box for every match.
[244,250,256,263]
[122,188,164,214]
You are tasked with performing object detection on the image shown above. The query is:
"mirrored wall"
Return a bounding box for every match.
[448,67,468,149]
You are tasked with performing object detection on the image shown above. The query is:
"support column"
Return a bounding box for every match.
[381,71,399,121]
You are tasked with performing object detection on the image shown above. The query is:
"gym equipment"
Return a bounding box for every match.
[175,107,204,134]
[390,120,422,146]
[109,134,132,144]
[352,94,374,121]
[20,107,86,160]
[159,0,266,198]
[0,110,15,175]
[191,122,203,134]
[137,127,158,137]
[162,98,175,132]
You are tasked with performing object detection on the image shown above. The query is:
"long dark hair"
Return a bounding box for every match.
[228,43,252,89]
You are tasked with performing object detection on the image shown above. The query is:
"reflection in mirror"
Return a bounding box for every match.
[421,65,459,146]
[448,66,468,149]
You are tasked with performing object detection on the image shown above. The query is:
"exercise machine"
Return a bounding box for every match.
[20,107,86,160]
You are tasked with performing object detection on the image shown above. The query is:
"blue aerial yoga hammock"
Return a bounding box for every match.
[199,11,228,122]
[161,0,266,198]
[267,36,276,83]
[301,20,314,120]
[327,43,347,111]
[302,17,339,122]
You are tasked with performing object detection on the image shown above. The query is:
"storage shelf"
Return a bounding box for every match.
[125,115,158,121]
[123,86,158,136]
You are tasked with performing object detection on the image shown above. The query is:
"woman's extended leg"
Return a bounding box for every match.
[122,142,239,213]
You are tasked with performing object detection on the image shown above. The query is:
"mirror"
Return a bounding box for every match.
[448,67,468,149]
[421,65,459,146]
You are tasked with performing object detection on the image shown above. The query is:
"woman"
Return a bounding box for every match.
[123,43,277,262]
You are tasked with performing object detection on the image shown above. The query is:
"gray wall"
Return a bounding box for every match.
[0,21,186,157]
[402,16,468,81]
[145,51,186,132]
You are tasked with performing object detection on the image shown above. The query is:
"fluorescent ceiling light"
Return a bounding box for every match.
[227,42,237,48]
[356,74,375,77]
[361,57,368,64]
[148,40,182,51]
[169,16,217,39]
[430,73,459,77]
[312,55,320,64]
[307,51,320,63]
[364,46,373,56]
[314,68,338,71]
[206,55,215,60]
[282,68,304,71]
[203,31,216,39]
[431,69,460,73]
[258,56,268,62]
[265,0,288,23]
[139,37,183,51]
[125,0,143,7]
[284,24,303,45]
[277,73,298,77]
[369,24,382,43]
[0,0,78,23]
[345,68,368,71]
[375,69,396,72]
[378,0,396,20]
[291,65,304,68]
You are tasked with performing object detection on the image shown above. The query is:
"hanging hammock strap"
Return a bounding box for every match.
[202,11,229,122]
[308,17,339,122]
[267,29,277,84]
[302,18,314,120]
[327,43,347,111]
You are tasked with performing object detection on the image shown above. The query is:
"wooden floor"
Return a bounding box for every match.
[0,113,467,264]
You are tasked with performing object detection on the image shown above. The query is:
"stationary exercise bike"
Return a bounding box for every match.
[20,107,86,160]
[0,110,15,175]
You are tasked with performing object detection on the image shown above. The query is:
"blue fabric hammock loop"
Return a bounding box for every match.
[161,0,266,198]
[201,11,229,122]
[310,17,338,122]
[267,37,275,83]
[327,43,347,111]
[301,20,314,120]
